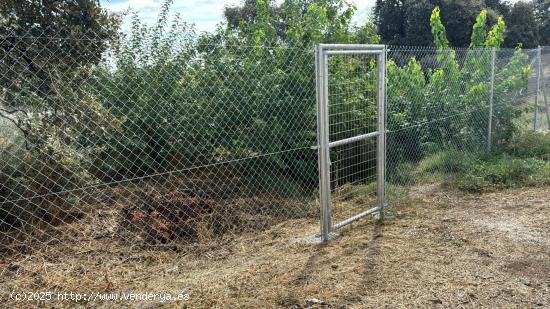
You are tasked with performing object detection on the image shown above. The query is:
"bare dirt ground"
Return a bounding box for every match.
[1,184,549,308]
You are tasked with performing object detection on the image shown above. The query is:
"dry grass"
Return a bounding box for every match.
[1,184,550,308]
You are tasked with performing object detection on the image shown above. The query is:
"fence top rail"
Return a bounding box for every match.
[317,44,386,50]
[387,45,545,52]
[324,50,383,55]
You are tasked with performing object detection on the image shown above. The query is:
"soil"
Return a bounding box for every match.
[1,183,549,308]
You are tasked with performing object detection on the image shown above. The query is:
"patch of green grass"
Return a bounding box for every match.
[416,149,474,175]
[506,131,550,161]
[457,156,550,192]
[389,150,475,186]
[390,131,550,193]
[454,131,550,192]
[389,162,417,185]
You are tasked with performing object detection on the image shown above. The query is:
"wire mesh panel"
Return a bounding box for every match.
[315,45,385,240]
[328,54,379,223]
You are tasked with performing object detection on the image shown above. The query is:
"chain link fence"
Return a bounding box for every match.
[0,27,548,306]
[0,30,323,302]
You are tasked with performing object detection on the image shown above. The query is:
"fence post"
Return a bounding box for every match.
[488,47,496,151]
[534,46,541,131]
[315,45,332,242]
[376,46,387,221]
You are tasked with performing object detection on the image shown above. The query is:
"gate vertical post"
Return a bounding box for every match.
[487,47,496,151]
[376,46,387,221]
[316,45,332,241]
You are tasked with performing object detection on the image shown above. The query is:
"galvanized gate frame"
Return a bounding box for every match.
[315,44,387,242]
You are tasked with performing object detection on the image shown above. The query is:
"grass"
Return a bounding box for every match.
[389,131,550,193]
[389,149,474,186]
[457,156,550,192]
[507,130,550,160]
[3,184,550,308]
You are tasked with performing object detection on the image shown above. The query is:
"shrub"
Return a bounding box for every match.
[506,131,550,160]
[458,156,550,192]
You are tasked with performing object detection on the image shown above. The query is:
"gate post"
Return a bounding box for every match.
[376,46,387,221]
[316,45,332,242]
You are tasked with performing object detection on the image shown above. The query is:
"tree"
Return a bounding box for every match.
[224,0,283,30]
[373,0,541,48]
[504,1,540,48]
[0,1,121,216]
[0,0,120,97]
[224,0,260,28]
[484,0,510,18]
[386,5,529,175]
[439,0,481,47]
[374,0,408,45]
[376,0,484,47]
[534,0,549,45]
[221,0,369,46]
[404,0,438,46]
[0,0,120,127]
[224,0,290,40]
[188,0,380,191]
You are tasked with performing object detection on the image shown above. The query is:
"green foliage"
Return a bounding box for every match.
[284,0,361,46]
[416,150,474,175]
[535,0,550,46]
[0,0,543,231]
[222,0,367,48]
[386,57,426,163]
[470,9,487,48]
[389,149,477,186]
[250,0,277,45]
[485,16,506,48]
[375,0,545,48]
[0,0,121,228]
[398,133,550,193]
[386,6,531,186]
[430,7,449,49]
[90,0,381,192]
[505,1,541,48]
[458,156,550,192]
[0,0,120,107]
[285,2,330,45]
[355,16,381,44]
[506,132,550,161]
[94,6,197,178]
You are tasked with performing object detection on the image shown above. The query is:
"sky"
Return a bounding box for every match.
[100,0,377,33]
[100,0,524,33]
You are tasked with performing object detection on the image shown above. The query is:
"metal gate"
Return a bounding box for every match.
[315,44,387,241]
